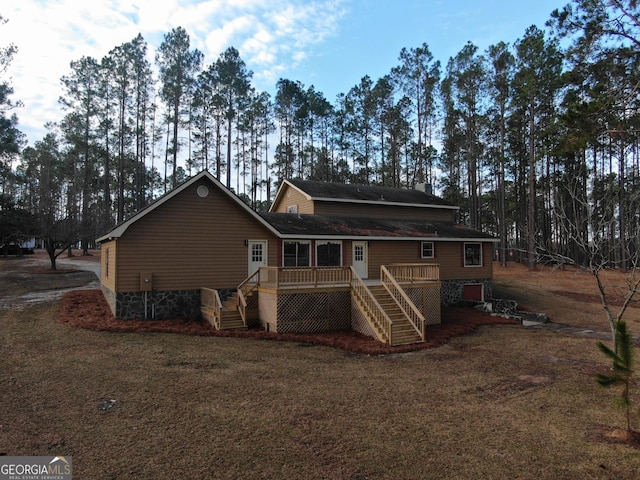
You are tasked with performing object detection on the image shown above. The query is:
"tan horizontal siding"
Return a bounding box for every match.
[366,240,493,280]
[271,185,314,214]
[100,240,117,290]
[431,242,493,280]
[115,181,278,292]
[313,201,456,221]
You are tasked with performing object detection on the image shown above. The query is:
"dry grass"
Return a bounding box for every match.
[2,259,640,479]
[493,262,640,332]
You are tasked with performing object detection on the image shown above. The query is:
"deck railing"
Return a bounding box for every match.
[386,263,439,283]
[258,266,352,289]
[381,265,425,341]
[200,287,222,329]
[215,264,437,344]
[349,267,393,344]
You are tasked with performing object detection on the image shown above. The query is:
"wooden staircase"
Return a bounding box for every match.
[367,285,423,345]
[219,292,248,330]
[200,288,248,331]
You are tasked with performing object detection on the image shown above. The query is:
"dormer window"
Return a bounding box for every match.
[287,205,298,213]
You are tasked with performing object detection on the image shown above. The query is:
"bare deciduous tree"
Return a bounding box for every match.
[541,176,640,352]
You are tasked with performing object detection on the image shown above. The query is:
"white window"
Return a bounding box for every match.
[251,242,264,263]
[464,243,482,267]
[354,244,364,262]
[283,241,310,267]
[316,241,342,266]
[421,241,434,258]
[287,204,298,213]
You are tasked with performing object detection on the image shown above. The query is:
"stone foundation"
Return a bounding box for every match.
[102,279,494,324]
[440,279,493,306]
[102,287,204,320]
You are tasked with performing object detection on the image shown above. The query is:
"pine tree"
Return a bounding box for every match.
[156,27,203,189]
[597,320,635,434]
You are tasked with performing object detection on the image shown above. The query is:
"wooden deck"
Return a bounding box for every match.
[201,264,440,346]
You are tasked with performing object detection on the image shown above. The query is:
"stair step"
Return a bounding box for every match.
[220,314,247,330]
[394,327,418,335]
[393,339,423,346]
[356,282,426,346]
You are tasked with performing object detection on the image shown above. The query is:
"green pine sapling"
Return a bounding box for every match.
[596,320,635,433]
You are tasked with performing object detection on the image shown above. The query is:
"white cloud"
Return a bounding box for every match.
[204,15,255,57]
[2,0,348,144]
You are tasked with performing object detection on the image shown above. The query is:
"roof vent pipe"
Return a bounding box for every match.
[415,182,433,195]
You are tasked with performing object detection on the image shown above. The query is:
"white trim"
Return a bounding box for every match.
[352,241,368,279]
[315,240,343,266]
[421,241,435,258]
[282,240,311,267]
[276,234,498,242]
[269,179,312,212]
[463,242,483,267]
[248,239,268,276]
[97,170,282,242]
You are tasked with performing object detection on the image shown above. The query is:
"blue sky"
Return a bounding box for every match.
[4,0,566,145]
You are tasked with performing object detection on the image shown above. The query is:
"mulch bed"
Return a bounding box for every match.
[58,289,518,355]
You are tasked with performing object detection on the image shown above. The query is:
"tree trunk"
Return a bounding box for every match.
[527,103,536,269]
[45,238,57,271]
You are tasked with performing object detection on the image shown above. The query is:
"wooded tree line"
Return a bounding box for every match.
[1,1,640,270]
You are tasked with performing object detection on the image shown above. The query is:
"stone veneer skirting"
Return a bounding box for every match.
[440,279,493,306]
[102,279,492,322]
[102,286,202,320]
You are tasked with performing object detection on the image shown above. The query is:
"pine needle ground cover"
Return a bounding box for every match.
[1,255,640,479]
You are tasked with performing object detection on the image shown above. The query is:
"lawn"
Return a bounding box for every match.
[1,256,640,479]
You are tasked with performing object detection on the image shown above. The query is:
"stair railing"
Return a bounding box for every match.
[237,269,261,326]
[349,267,393,344]
[200,287,222,329]
[381,265,425,341]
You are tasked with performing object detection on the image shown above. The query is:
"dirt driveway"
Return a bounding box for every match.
[0,250,100,309]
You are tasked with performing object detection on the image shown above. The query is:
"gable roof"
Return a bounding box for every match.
[271,179,459,212]
[260,212,497,242]
[97,171,494,244]
[96,170,280,242]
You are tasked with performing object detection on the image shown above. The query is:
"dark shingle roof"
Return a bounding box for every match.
[259,212,496,240]
[287,179,457,209]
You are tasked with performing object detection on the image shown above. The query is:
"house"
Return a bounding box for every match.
[97,171,497,346]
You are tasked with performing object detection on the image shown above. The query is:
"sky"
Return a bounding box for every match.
[3,0,567,146]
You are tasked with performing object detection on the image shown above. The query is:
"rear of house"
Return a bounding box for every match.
[97,172,497,345]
